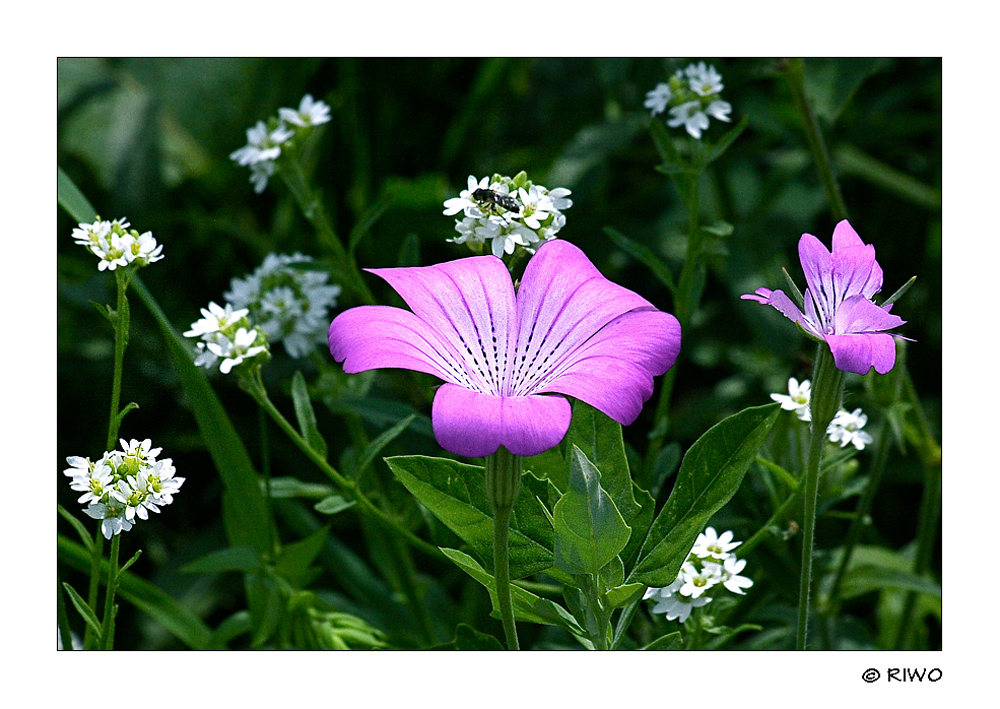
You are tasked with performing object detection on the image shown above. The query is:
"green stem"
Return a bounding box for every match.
[486,447,521,650]
[106,269,130,450]
[784,58,849,222]
[796,345,844,650]
[100,533,121,650]
[643,168,702,483]
[246,374,442,559]
[279,157,375,305]
[893,366,941,649]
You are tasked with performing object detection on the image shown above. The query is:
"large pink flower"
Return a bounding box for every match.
[742,220,905,375]
[329,240,681,457]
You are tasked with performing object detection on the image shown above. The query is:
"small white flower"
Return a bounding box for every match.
[646,578,711,623]
[644,82,672,116]
[771,377,812,421]
[184,301,250,338]
[93,231,131,271]
[122,231,164,266]
[719,556,753,595]
[691,526,742,560]
[210,327,267,374]
[678,560,722,598]
[686,62,724,97]
[705,100,732,123]
[230,121,294,167]
[279,94,332,127]
[827,408,874,450]
[668,101,711,140]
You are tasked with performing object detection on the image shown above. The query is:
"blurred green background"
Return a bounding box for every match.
[57,58,941,649]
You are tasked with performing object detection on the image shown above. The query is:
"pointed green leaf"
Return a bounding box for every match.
[314,494,357,515]
[275,526,330,588]
[629,403,780,586]
[642,631,684,650]
[265,476,335,499]
[604,227,676,292]
[704,115,749,164]
[454,623,505,651]
[59,535,220,649]
[440,548,585,637]
[62,582,102,635]
[605,582,645,608]
[355,413,416,476]
[181,546,263,575]
[57,504,95,555]
[291,370,327,460]
[553,446,631,575]
[385,455,553,579]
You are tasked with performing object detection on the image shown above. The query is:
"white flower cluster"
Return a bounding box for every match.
[644,62,732,139]
[644,527,752,623]
[184,301,269,374]
[230,94,332,193]
[771,377,875,450]
[71,217,164,272]
[443,173,573,259]
[64,439,184,539]
[225,253,342,359]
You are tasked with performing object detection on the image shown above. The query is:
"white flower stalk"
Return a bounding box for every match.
[224,253,341,358]
[826,407,874,450]
[771,377,812,422]
[231,94,332,193]
[71,217,164,271]
[644,61,732,139]
[443,173,572,259]
[64,440,184,539]
[644,526,752,624]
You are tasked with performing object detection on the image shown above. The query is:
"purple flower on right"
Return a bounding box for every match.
[742,220,906,375]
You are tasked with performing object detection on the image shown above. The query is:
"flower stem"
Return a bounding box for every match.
[99,533,120,650]
[796,344,844,650]
[485,447,522,650]
[278,155,375,305]
[783,58,849,222]
[245,373,442,559]
[893,365,941,649]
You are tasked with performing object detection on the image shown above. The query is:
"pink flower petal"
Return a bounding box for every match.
[368,255,517,395]
[539,310,681,425]
[825,332,897,375]
[431,383,572,457]
[328,305,469,384]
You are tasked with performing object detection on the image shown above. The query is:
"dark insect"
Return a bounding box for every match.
[472,188,521,215]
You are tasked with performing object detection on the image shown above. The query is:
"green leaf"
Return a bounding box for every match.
[629,403,780,586]
[385,455,553,579]
[314,494,357,515]
[605,582,645,608]
[563,401,644,554]
[704,115,749,164]
[642,631,684,650]
[291,370,328,460]
[57,504,95,555]
[605,226,676,293]
[61,582,102,636]
[832,545,941,600]
[181,546,263,575]
[265,476,335,499]
[59,535,220,649]
[57,167,98,222]
[553,446,631,575]
[454,623,505,651]
[440,548,585,636]
[356,413,416,476]
[275,526,331,589]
